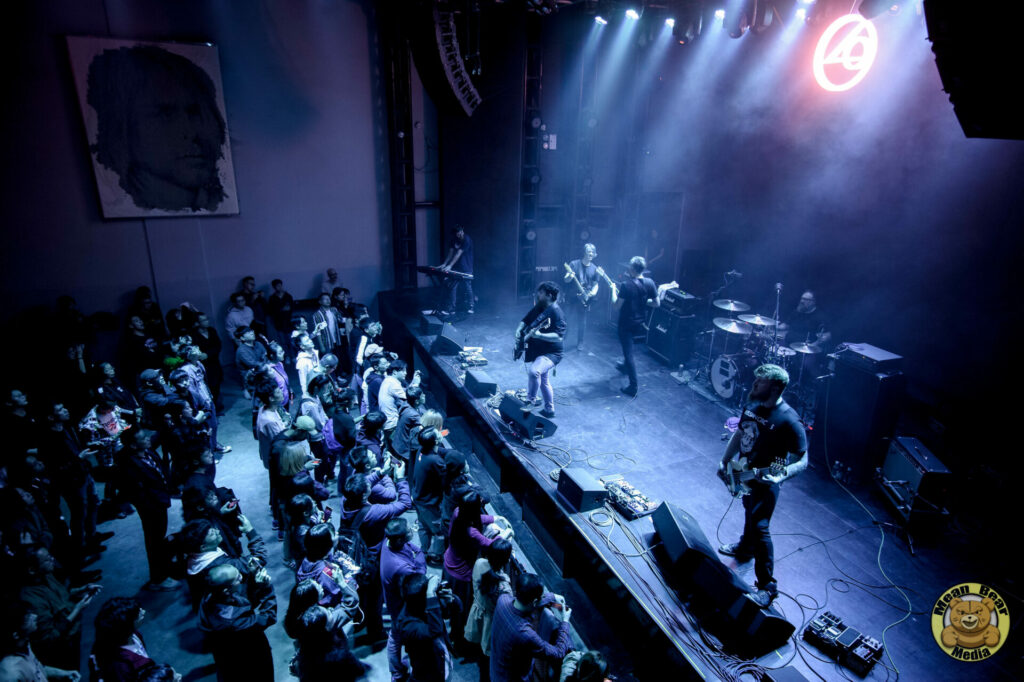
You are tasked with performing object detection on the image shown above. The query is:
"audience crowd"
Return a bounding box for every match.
[0,274,613,682]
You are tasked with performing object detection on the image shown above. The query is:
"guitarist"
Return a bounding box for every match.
[611,256,658,397]
[563,243,601,351]
[717,363,808,608]
[514,282,567,420]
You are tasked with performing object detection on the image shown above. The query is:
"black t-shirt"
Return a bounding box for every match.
[520,302,567,364]
[450,234,474,274]
[567,259,598,305]
[617,276,657,332]
[787,308,828,346]
[737,399,807,475]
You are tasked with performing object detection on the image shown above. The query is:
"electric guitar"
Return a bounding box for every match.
[563,263,594,309]
[596,266,617,298]
[514,316,551,361]
[717,456,788,498]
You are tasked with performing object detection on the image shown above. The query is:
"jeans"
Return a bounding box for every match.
[446,277,474,312]
[526,355,556,412]
[739,482,780,589]
[619,325,639,390]
[570,303,589,348]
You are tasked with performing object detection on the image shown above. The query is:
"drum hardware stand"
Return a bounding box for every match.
[771,282,783,350]
[695,271,740,382]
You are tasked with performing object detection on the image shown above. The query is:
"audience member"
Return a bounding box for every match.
[490,572,573,682]
[395,573,461,682]
[411,428,446,565]
[466,538,514,680]
[120,429,179,591]
[224,293,253,344]
[198,563,277,682]
[0,603,81,681]
[338,465,412,644]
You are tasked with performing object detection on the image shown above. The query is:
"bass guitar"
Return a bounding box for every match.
[514,316,551,361]
[717,455,788,498]
[596,266,617,299]
[563,263,594,309]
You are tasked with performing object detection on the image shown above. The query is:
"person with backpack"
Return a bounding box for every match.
[337,465,412,645]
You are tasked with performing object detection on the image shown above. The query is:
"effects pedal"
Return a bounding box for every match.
[803,611,883,677]
[601,475,659,519]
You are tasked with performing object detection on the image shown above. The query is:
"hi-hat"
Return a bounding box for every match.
[713,299,750,312]
[789,342,821,354]
[713,317,753,335]
[738,313,777,327]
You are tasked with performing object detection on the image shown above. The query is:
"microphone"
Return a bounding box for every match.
[775,282,783,292]
[727,270,743,278]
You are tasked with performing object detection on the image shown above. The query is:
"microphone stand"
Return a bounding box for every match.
[771,283,783,355]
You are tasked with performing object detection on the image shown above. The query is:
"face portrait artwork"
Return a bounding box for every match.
[67,37,239,217]
[739,420,759,455]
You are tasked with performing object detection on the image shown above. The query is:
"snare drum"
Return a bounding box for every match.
[711,351,757,400]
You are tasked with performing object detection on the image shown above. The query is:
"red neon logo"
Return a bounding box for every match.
[813,14,878,92]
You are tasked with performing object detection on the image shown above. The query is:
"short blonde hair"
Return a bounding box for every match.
[280,442,309,477]
[420,409,443,431]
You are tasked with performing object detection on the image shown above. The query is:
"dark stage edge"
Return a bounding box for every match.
[378,291,1018,682]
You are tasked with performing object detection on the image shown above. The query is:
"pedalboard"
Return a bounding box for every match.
[803,611,883,677]
[602,475,659,519]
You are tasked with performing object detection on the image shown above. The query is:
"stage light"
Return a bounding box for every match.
[795,7,806,19]
[798,0,815,4]
[714,9,726,20]
[595,15,608,25]
[626,9,640,20]
[666,18,676,28]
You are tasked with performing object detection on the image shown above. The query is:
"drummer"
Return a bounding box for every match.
[779,290,831,352]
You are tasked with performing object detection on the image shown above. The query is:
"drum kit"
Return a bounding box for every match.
[702,298,820,406]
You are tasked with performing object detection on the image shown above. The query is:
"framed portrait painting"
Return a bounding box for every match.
[67,36,240,218]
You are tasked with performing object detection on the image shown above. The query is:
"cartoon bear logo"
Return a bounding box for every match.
[941,597,1000,649]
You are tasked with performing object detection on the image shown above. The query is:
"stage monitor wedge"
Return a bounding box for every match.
[497,393,557,440]
[652,502,795,658]
[430,322,463,356]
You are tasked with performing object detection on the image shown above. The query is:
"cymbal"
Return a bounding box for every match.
[713,317,753,335]
[772,346,797,357]
[713,299,750,312]
[789,342,821,354]
[738,313,777,327]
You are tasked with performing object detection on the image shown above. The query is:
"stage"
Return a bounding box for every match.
[379,290,1017,682]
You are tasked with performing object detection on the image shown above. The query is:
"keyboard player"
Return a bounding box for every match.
[438,224,475,314]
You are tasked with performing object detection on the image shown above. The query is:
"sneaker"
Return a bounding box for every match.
[145,578,181,592]
[747,582,778,608]
[214,444,232,454]
[615,362,627,374]
[717,543,753,561]
[621,386,638,398]
[467,308,475,314]
[540,408,556,419]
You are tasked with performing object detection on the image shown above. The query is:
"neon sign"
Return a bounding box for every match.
[813,14,878,92]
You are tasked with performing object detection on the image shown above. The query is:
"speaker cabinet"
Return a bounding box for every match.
[878,436,951,524]
[497,394,557,439]
[556,468,607,513]
[420,314,444,336]
[647,308,697,367]
[429,322,462,356]
[652,502,795,657]
[464,369,497,398]
[816,358,905,484]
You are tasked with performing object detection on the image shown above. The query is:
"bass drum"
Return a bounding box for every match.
[711,352,757,400]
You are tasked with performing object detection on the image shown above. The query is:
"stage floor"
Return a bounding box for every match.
[393,296,1018,682]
